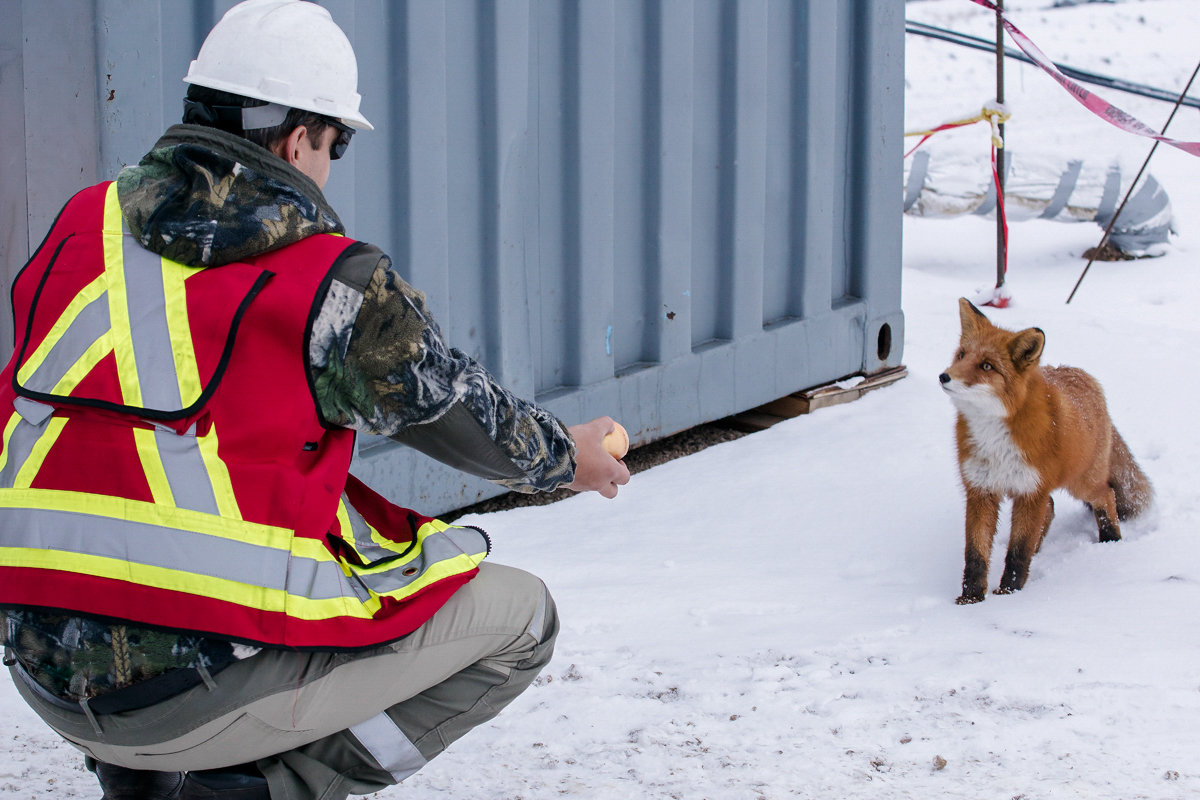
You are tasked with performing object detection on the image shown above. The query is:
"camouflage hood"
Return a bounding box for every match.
[115,124,344,268]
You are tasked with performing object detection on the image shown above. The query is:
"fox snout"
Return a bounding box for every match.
[939,368,1005,417]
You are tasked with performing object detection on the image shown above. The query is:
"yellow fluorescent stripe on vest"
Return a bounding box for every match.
[15,273,110,388]
[330,500,355,577]
[326,503,420,566]
[365,514,410,555]
[0,488,288,550]
[349,521,449,573]
[281,546,484,620]
[286,522,487,620]
[336,499,352,539]
[344,503,411,557]
[12,417,68,489]
[132,427,175,506]
[315,515,486,574]
[3,547,284,614]
[2,539,485,623]
[0,490,484,622]
[102,183,142,407]
[195,425,241,520]
[0,412,23,474]
[337,553,486,618]
[102,182,123,237]
[161,257,203,406]
[334,496,428,559]
[0,545,383,621]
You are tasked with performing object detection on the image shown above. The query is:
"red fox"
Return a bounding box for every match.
[940,298,1152,604]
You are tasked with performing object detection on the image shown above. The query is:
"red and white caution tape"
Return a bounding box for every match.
[969,0,1200,157]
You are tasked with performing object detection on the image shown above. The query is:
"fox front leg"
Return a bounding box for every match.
[958,489,1001,604]
[997,493,1053,594]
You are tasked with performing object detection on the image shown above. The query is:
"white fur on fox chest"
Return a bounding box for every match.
[952,391,1042,496]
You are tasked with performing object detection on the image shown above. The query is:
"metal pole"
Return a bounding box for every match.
[1066,58,1200,304]
[994,0,1006,292]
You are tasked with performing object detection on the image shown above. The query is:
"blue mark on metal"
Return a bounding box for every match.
[605,325,613,356]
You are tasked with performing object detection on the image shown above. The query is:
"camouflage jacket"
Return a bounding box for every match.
[4,124,575,702]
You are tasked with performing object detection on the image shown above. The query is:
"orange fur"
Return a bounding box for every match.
[940,299,1152,604]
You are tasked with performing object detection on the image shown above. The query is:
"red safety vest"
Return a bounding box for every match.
[0,181,488,649]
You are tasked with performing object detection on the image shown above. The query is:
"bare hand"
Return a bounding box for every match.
[565,417,632,499]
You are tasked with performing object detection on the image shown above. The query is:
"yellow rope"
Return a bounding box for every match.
[905,102,1012,148]
[111,625,132,687]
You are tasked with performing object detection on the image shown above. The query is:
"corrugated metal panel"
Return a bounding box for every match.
[2,0,905,515]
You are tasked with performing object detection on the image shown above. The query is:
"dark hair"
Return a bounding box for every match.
[183,84,331,153]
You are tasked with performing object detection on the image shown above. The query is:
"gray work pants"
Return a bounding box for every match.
[10,563,557,800]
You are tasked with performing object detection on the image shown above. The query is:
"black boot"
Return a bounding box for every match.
[87,756,184,799]
[180,763,270,799]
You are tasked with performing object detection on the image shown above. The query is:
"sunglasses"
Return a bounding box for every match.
[324,117,355,160]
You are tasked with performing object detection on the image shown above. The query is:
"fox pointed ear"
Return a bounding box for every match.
[958,297,989,336]
[1009,327,1045,371]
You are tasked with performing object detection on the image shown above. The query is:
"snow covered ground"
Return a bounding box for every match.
[4,0,1200,797]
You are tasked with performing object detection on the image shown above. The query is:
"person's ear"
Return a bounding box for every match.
[275,125,309,166]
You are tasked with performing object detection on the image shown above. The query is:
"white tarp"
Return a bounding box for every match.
[903,148,1173,256]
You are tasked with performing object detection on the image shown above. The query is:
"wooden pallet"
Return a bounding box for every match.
[725,366,908,431]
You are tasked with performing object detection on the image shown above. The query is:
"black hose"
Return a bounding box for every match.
[906,20,1200,110]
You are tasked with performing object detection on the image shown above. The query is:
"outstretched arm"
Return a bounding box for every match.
[309,248,627,495]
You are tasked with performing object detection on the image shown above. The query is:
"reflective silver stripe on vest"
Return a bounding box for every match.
[348,712,427,783]
[153,426,220,516]
[341,507,488,596]
[343,502,393,562]
[0,508,290,587]
[282,546,363,602]
[19,292,110,396]
[0,507,361,601]
[121,226,186,410]
[357,530,485,596]
[0,418,47,488]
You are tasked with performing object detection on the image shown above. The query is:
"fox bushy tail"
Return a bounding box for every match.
[1109,427,1153,521]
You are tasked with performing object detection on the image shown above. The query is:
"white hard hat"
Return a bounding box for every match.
[184,0,373,131]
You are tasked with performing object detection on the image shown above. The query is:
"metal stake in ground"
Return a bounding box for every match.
[1067,59,1200,304]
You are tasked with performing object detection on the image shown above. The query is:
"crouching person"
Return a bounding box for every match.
[0,2,630,798]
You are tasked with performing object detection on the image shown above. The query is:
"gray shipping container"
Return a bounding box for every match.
[0,0,904,515]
